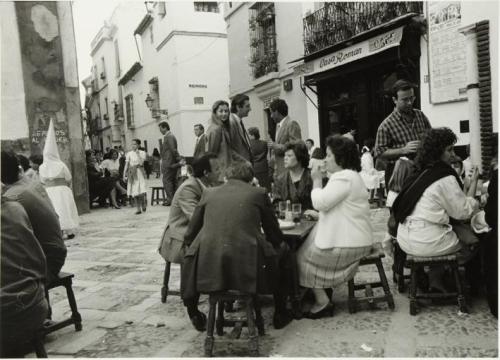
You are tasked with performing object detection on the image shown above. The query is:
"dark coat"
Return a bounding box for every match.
[161,131,182,172]
[229,114,253,164]
[193,133,207,159]
[181,179,283,298]
[274,168,313,210]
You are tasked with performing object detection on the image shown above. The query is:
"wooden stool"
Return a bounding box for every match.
[151,186,166,205]
[161,261,181,303]
[391,237,411,293]
[348,243,395,313]
[407,253,467,315]
[205,291,263,357]
[43,272,82,334]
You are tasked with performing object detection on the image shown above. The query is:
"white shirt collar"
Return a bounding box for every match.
[277,116,288,127]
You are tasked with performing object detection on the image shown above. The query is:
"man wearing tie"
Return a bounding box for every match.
[229,94,253,165]
[193,124,206,159]
[267,98,302,180]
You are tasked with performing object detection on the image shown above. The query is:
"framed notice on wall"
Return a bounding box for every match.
[427,1,467,104]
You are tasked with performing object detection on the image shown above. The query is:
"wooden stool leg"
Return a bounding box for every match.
[151,189,155,205]
[216,300,225,336]
[245,297,259,356]
[376,259,395,310]
[409,263,418,315]
[452,263,468,313]
[33,334,48,358]
[205,296,217,357]
[253,296,265,336]
[347,279,356,313]
[64,279,82,331]
[161,261,171,303]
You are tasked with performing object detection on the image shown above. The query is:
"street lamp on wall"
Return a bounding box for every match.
[145,93,168,118]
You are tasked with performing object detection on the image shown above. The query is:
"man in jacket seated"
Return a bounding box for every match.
[1,194,49,357]
[181,161,293,331]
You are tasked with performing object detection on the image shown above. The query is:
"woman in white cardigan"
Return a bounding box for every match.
[297,135,374,319]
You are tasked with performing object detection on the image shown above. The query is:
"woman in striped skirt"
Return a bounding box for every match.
[297,135,374,318]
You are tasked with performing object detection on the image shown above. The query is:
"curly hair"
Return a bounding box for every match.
[285,141,309,169]
[326,135,361,171]
[414,127,457,170]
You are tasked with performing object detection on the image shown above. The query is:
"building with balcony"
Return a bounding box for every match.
[225,1,497,174]
[86,1,145,151]
[118,1,229,156]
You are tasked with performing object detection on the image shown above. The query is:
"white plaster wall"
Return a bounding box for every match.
[0,1,29,140]
[420,0,498,145]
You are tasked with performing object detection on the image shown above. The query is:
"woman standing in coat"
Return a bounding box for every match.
[297,135,373,318]
[205,100,233,183]
[39,120,79,239]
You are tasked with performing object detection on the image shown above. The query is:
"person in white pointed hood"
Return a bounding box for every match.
[39,120,79,238]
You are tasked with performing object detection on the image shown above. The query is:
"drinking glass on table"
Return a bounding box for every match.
[278,201,287,219]
[292,203,302,223]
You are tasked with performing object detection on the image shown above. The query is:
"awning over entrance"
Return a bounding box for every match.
[294,26,404,80]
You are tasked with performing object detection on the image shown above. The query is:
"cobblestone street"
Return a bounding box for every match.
[38,180,498,358]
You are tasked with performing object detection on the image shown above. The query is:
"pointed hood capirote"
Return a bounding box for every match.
[39,119,65,179]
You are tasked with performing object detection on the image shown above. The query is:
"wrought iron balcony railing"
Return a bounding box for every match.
[303,2,423,56]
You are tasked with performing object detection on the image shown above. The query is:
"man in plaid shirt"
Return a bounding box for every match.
[374,80,431,186]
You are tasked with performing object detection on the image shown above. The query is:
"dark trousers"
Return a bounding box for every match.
[385,162,395,189]
[483,230,498,317]
[162,170,178,202]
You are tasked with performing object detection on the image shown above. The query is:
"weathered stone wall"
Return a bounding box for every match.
[1,1,89,213]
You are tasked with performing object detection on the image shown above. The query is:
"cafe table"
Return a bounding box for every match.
[281,220,316,319]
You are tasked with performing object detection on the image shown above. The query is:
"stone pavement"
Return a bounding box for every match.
[35,179,498,357]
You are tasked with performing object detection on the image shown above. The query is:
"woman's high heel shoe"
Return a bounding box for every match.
[303,302,334,319]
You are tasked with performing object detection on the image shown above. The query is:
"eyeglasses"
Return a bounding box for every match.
[399,96,415,103]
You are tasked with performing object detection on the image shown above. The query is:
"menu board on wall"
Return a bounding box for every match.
[428,1,467,103]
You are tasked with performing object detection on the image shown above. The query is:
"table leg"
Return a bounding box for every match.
[289,251,303,319]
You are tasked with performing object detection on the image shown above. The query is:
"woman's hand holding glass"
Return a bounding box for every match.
[304,209,319,221]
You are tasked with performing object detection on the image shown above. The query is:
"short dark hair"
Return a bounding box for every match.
[415,127,457,170]
[194,124,204,131]
[392,79,417,98]
[1,150,21,184]
[158,121,170,130]
[132,138,141,146]
[192,152,217,178]
[269,98,288,116]
[326,135,361,172]
[230,94,249,113]
[29,154,44,165]
[18,154,31,171]
[311,147,325,159]
[247,127,260,140]
[306,139,314,146]
[225,161,254,183]
[285,141,309,169]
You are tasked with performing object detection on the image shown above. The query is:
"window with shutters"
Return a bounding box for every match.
[194,2,219,13]
[125,95,134,128]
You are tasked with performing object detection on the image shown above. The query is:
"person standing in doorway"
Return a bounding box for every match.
[123,139,148,214]
[267,98,302,181]
[229,94,253,164]
[159,121,185,206]
[374,79,431,186]
[193,124,206,159]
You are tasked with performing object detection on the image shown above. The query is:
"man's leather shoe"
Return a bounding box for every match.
[190,311,207,332]
[273,310,293,329]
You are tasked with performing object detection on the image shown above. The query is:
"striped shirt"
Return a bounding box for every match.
[374,108,431,163]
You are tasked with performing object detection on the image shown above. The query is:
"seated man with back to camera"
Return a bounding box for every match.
[181,161,294,331]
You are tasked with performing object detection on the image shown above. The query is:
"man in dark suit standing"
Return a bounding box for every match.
[267,98,302,181]
[159,121,185,206]
[193,124,206,159]
[229,94,253,165]
[182,161,293,330]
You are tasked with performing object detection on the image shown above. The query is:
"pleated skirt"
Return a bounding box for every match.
[297,225,372,288]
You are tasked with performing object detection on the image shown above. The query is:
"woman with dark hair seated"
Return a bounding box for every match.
[393,127,480,292]
[297,136,373,318]
[273,141,313,210]
[86,150,120,209]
